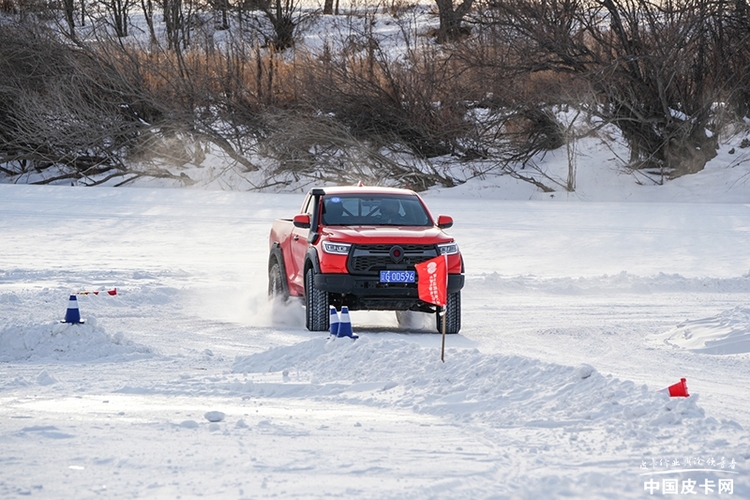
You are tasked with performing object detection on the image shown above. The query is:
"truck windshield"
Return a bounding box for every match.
[322,195,432,226]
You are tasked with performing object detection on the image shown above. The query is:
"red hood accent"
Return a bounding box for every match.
[321,226,452,245]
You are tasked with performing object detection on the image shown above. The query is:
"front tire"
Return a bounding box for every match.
[305,268,330,331]
[435,291,461,334]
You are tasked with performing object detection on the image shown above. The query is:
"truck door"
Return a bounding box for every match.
[288,195,314,294]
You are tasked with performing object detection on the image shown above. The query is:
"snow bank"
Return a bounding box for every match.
[231,337,729,456]
[0,318,151,362]
[473,271,750,294]
[648,306,750,354]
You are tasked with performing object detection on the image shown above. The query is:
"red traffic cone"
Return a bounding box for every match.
[660,378,689,397]
[62,295,84,324]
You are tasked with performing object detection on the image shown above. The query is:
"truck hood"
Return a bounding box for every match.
[321,226,453,245]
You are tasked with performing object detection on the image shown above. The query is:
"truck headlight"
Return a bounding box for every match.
[438,242,459,255]
[322,241,351,255]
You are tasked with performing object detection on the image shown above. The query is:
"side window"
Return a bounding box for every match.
[300,195,313,215]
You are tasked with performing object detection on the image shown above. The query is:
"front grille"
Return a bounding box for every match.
[348,244,438,275]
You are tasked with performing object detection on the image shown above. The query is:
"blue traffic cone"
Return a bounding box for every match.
[329,306,340,337]
[337,306,358,339]
[62,295,83,324]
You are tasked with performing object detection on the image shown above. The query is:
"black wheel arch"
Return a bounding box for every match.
[304,247,322,278]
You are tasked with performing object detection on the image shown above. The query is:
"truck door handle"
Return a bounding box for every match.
[293,235,299,241]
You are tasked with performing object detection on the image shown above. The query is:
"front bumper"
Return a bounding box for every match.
[314,273,465,311]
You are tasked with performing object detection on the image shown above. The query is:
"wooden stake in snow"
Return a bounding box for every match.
[441,304,447,362]
[416,254,449,362]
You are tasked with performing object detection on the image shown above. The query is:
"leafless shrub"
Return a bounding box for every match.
[0,23,156,184]
[297,27,478,160]
[238,0,313,50]
[3,0,750,192]
[255,110,458,190]
[474,0,742,179]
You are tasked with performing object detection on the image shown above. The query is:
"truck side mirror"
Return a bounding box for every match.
[293,214,311,229]
[436,215,453,229]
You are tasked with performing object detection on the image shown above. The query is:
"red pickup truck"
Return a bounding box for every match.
[268,186,465,333]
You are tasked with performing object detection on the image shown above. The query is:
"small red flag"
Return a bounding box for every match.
[77,288,117,296]
[415,255,447,307]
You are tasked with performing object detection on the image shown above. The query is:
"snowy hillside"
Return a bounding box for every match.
[1,177,749,498]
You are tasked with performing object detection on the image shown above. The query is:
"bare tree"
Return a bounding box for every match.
[163,0,187,50]
[140,0,158,44]
[99,0,132,37]
[257,0,299,49]
[434,0,474,43]
[210,0,229,29]
[62,0,77,38]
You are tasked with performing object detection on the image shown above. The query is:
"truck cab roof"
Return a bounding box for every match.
[308,186,419,197]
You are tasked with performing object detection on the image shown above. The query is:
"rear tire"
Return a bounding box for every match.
[305,268,330,331]
[435,291,461,334]
[268,260,287,300]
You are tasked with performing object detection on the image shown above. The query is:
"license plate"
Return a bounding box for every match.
[380,270,416,283]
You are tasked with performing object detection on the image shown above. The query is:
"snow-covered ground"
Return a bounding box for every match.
[2,143,750,498]
[3,0,750,495]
